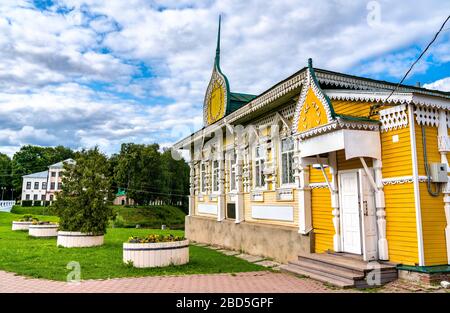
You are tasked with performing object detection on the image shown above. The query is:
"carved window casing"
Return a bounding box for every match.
[280,137,295,185]
[254,144,266,188]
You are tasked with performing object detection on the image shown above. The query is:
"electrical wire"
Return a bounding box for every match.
[422,126,440,197]
[369,14,450,116]
[384,15,450,102]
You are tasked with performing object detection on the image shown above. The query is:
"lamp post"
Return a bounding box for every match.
[1,187,5,201]
[11,188,14,201]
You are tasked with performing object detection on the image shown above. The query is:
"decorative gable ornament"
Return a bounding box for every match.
[203,16,231,126]
[292,58,336,135]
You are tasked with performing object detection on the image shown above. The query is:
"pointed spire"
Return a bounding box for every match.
[214,15,221,67]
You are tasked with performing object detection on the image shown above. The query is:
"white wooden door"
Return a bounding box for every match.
[339,171,362,254]
[359,169,378,261]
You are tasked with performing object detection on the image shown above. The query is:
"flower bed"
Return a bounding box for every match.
[123,234,189,268]
[12,215,38,231]
[57,231,104,248]
[28,221,59,237]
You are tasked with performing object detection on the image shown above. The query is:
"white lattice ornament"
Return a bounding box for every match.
[379,105,408,132]
[415,106,439,127]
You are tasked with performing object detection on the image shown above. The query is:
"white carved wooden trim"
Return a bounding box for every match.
[379,105,408,132]
[438,135,450,153]
[309,182,328,188]
[250,191,264,202]
[382,176,428,185]
[276,188,294,201]
[415,106,439,127]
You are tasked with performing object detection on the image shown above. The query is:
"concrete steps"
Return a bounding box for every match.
[280,252,398,289]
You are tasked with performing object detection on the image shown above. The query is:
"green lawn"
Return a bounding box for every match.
[0,212,263,281]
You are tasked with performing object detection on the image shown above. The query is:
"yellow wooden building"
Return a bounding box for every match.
[173,20,450,286]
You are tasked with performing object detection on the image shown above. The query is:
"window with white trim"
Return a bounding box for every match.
[229,153,236,191]
[254,145,265,188]
[281,137,295,185]
[200,162,206,193]
[212,160,219,192]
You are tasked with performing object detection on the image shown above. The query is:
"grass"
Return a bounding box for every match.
[0,212,263,281]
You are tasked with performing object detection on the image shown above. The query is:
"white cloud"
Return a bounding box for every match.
[0,0,449,156]
[424,77,450,92]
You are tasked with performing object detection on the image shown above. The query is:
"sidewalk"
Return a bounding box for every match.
[0,270,347,293]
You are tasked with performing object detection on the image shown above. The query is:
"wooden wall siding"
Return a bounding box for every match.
[414,124,447,265]
[380,126,413,178]
[384,183,419,265]
[311,188,333,253]
[332,100,373,117]
[309,166,331,183]
[336,150,372,170]
[419,184,448,265]
[415,125,441,176]
[243,191,298,227]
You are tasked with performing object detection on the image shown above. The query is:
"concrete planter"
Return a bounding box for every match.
[123,240,189,268]
[12,221,33,231]
[57,231,104,248]
[28,224,59,237]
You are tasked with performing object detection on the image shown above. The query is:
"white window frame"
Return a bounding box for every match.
[212,160,220,194]
[253,144,266,190]
[229,152,237,192]
[200,162,207,194]
[279,136,295,187]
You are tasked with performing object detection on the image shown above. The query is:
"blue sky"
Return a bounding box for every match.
[0,0,449,156]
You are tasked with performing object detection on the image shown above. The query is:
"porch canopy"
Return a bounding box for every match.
[298,126,381,160]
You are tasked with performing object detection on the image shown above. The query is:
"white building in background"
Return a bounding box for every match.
[21,158,75,204]
[45,159,75,202]
[21,171,48,203]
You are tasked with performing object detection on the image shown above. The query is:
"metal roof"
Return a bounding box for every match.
[22,170,48,179]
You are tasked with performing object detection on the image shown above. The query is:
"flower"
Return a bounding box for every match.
[127,234,185,243]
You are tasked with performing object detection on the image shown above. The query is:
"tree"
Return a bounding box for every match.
[0,153,13,200]
[54,147,114,235]
[11,145,75,195]
[160,148,189,211]
[114,143,163,205]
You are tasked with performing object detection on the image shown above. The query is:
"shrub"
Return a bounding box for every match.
[54,147,114,235]
[19,214,38,222]
[33,201,42,207]
[21,200,33,207]
[109,213,125,228]
[11,206,55,216]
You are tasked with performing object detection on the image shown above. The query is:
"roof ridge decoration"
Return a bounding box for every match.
[203,15,231,126]
[292,58,336,135]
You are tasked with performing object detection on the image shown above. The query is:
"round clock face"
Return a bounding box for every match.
[208,81,225,123]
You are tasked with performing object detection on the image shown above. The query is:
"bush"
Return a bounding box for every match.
[54,147,114,235]
[21,200,33,207]
[33,201,42,207]
[109,213,125,228]
[11,206,55,216]
[111,205,186,230]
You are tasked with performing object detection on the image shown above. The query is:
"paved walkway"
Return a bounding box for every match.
[0,270,348,293]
